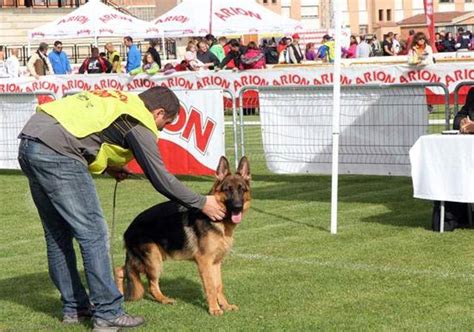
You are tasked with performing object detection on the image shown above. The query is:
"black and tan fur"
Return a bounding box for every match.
[115,156,251,316]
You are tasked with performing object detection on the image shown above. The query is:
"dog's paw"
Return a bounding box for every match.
[209,308,224,316]
[221,304,239,311]
[159,297,176,305]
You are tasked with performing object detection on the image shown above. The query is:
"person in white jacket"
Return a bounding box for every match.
[0,46,8,78]
[5,48,21,78]
[407,32,434,66]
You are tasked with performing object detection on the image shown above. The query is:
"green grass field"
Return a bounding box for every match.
[1,114,473,331]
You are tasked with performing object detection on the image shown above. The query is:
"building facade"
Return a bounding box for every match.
[154,0,474,38]
[342,0,474,38]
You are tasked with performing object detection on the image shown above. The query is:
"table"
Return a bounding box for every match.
[410,134,474,232]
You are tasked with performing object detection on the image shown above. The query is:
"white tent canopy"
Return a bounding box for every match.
[28,0,156,42]
[150,0,304,37]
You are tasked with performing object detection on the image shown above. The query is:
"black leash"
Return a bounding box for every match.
[110,180,119,280]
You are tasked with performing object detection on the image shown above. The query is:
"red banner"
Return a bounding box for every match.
[424,0,436,52]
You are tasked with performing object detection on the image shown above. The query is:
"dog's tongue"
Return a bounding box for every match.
[231,211,242,224]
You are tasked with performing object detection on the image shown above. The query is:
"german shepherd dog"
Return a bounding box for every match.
[115,156,251,316]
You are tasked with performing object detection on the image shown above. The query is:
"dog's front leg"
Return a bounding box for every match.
[196,257,222,316]
[215,262,238,312]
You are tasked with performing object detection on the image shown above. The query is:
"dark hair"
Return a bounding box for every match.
[143,52,154,63]
[465,87,474,111]
[149,39,158,47]
[247,41,258,49]
[413,32,430,46]
[205,34,216,42]
[445,32,453,40]
[54,40,62,47]
[124,36,133,43]
[229,39,240,48]
[458,27,464,33]
[91,47,99,54]
[138,86,180,118]
[38,42,48,51]
[409,29,415,36]
[0,46,3,52]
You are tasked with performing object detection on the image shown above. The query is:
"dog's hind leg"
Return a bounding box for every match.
[144,244,176,304]
[215,262,238,312]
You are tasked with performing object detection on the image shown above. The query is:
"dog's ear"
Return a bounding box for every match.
[236,156,251,182]
[216,156,231,181]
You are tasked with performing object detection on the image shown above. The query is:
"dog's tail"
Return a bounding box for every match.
[119,251,145,301]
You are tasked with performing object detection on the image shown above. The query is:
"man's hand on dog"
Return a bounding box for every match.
[106,165,133,182]
[203,196,226,221]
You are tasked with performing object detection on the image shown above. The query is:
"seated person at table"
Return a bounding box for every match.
[453,87,474,133]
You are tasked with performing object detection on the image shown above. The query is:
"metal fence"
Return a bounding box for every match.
[0,83,453,176]
[3,39,177,67]
[237,83,450,176]
[453,81,474,116]
[0,91,57,169]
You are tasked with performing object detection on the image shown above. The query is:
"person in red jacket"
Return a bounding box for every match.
[240,41,266,70]
[78,47,112,74]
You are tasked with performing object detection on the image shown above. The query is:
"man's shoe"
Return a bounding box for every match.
[93,313,145,331]
[62,309,93,324]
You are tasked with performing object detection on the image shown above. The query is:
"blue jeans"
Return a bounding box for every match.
[18,138,124,320]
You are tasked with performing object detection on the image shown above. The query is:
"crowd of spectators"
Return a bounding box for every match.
[1,27,474,79]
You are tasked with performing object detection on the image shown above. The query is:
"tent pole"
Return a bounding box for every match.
[209,0,213,34]
[330,0,342,235]
[162,32,167,61]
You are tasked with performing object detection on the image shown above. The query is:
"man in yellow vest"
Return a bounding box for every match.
[17,86,225,330]
[105,42,122,73]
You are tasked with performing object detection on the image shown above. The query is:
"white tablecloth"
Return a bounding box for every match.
[410,134,474,203]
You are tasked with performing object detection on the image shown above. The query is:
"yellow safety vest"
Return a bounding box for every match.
[108,50,122,73]
[38,90,158,174]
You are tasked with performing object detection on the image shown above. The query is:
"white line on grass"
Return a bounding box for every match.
[233,252,474,281]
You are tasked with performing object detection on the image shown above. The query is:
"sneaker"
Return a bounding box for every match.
[93,313,145,331]
[62,309,93,324]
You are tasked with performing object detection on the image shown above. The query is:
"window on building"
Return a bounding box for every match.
[281,6,291,18]
[386,9,391,21]
[301,5,319,19]
[378,9,383,21]
[439,0,454,3]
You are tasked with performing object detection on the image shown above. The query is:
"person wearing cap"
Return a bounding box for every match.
[27,42,53,79]
[286,33,304,64]
[48,40,72,75]
[17,86,226,330]
[317,34,335,63]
